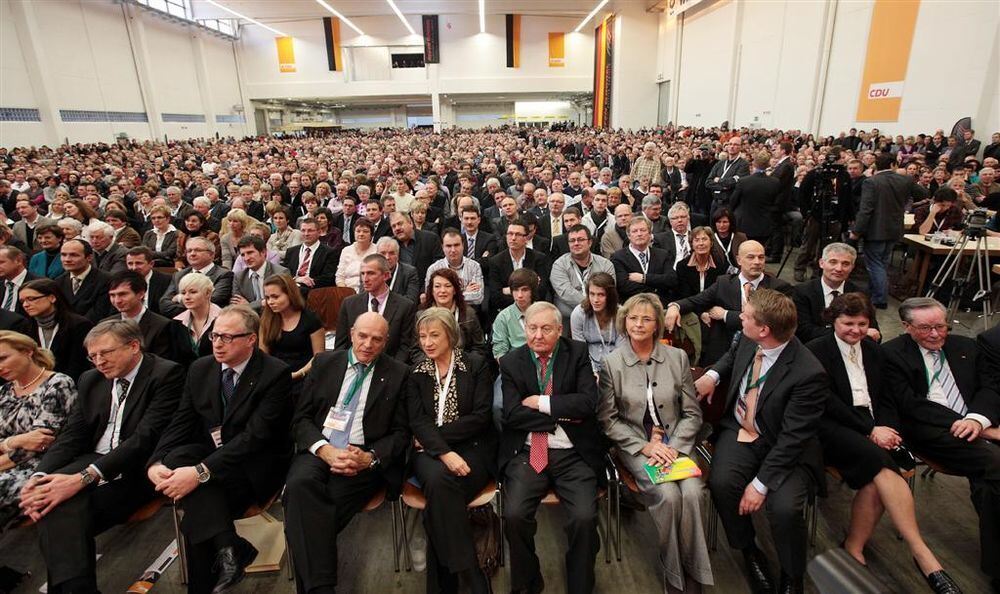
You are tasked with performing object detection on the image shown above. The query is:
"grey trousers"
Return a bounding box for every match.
[619,452,714,591]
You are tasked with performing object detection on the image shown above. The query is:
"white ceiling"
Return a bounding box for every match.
[192,0,606,22]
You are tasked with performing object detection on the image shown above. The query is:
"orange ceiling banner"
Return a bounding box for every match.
[548,32,565,67]
[592,15,614,127]
[856,0,920,122]
[276,36,296,73]
[323,17,343,71]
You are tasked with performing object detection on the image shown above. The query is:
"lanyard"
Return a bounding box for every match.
[591,315,611,354]
[434,354,457,427]
[342,351,375,407]
[37,324,58,350]
[720,159,737,179]
[744,359,770,394]
[530,342,559,393]
[924,354,944,387]
[573,262,589,291]
[714,233,732,255]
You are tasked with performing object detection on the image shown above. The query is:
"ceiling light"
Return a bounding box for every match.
[574,0,609,33]
[315,0,365,35]
[385,0,417,36]
[479,0,485,33]
[203,0,287,36]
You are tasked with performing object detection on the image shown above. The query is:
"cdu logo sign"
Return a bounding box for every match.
[867,81,905,100]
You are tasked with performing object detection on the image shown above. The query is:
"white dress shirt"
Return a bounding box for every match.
[834,335,872,411]
[917,345,991,429]
[310,352,377,453]
[738,272,765,307]
[94,357,144,462]
[822,279,846,308]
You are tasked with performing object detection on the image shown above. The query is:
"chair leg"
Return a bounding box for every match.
[707,498,718,552]
[808,495,818,548]
[614,482,622,562]
[497,487,505,568]
[391,500,401,573]
[172,505,188,585]
[285,532,295,582]
[400,503,414,572]
[603,491,611,564]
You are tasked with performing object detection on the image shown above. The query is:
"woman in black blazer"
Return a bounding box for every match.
[18,279,93,383]
[407,307,495,594]
[140,205,179,267]
[807,293,955,591]
[675,226,728,299]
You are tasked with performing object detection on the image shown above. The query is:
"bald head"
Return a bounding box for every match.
[737,240,766,279]
[350,312,389,363]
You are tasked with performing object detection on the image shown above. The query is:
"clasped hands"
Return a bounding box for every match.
[19,472,86,521]
[147,463,201,500]
[641,427,678,467]
[316,444,373,476]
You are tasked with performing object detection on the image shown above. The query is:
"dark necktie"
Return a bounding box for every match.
[2,281,14,311]
[466,235,475,258]
[638,251,649,270]
[250,271,261,301]
[829,289,840,306]
[297,246,312,277]
[370,296,379,313]
[116,378,131,405]
[221,368,236,414]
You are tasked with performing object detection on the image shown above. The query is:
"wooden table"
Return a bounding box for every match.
[901,234,1000,297]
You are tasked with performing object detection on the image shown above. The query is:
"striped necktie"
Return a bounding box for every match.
[929,351,968,415]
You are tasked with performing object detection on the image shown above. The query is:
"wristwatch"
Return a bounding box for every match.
[367,451,380,470]
[195,463,211,484]
[79,469,96,487]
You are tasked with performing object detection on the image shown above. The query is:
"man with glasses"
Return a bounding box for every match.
[22,320,184,594]
[612,217,676,306]
[499,301,605,594]
[148,306,293,594]
[551,225,615,326]
[488,218,552,313]
[159,236,234,317]
[883,297,1000,591]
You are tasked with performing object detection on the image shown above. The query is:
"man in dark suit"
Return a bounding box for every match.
[390,212,443,284]
[793,242,880,343]
[883,298,1000,590]
[159,236,234,317]
[147,306,293,594]
[284,312,410,591]
[487,219,552,313]
[367,200,393,242]
[666,240,792,366]
[731,152,782,245]
[706,138,751,212]
[330,196,359,244]
[500,302,606,594]
[694,289,826,594]
[125,246,170,316]
[283,218,337,298]
[376,237,421,304]
[460,205,498,265]
[335,254,416,363]
[105,270,193,367]
[55,239,113,322]
[766,142,797,262]
[0,307,30,334]
[0,246,38,317]
[611,217,677,306]
[88,221,127,275]
[230,236,289,312]
[849,153,930,309]
[20,320,183,594]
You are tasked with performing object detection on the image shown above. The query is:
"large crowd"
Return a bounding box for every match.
[0,123,998,594]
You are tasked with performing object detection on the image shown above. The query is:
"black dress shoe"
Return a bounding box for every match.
[924,570,962,594]
[742,548,775,594]
[778,572,804,594]
[211,537,258,593]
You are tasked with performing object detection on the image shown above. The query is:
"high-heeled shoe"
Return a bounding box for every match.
[839,539,867,567]
[914,558,962,594]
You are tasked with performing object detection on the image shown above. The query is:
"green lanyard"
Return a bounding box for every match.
[530,343,559,394]
[924,353,944,387]
[341,351,375,407]
[743,358,770,394]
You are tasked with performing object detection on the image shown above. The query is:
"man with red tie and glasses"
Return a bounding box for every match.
[498,301,607,594]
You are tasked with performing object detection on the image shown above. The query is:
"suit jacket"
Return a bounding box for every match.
[293,349,410,488]
[882,334,1000,431]
[283,242,337,289]
[11,216,53,252]
[141,229,179,266]
[389,262,421,303]
[600,226,627,259]
[731,172,781,237]
[852,171,929,241]
[0,270,39,317]
[371,217,393,242]
[399,229,444,283]
[464,231,498,264]
[334,291,417,363]
[150,350,294,502]
[330,212,358,242]
[805,334,895,434]
[499,338,608,479]
[0,309,31,335]
[105,311,195,368]
[487,249,552,312]
[233,261,290,311]
[597,343,702,457]
[159,265,235,318]
[146,270,171,316]
[55,268,112,322]
[772,157,795,211]
[37,354,184,479]
[28,313,94,381]
[705,157,751,199]
[611,245,677,305]
[792,279,879,343]
[94,244,128,275]
[112,227,142,249]
[711,335,827,492]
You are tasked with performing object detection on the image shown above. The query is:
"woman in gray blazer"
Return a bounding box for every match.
[598,293,712,593]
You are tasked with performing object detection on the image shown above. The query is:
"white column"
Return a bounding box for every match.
[191,35,219,139]
[231,38,255,136]
[121,2,164,140]
[9,0,64,145]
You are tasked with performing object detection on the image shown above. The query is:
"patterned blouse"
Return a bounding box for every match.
[413,349,467,425]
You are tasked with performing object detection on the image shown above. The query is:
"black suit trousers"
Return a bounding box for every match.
[283,452,384,593]
[37,453,155,590]
[502,449,599,593]
[904,422,1000,577]
[707,429,812,577]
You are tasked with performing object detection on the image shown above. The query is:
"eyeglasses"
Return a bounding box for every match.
[626,314,658,325]
[209,332,252,344]
[20,294,48,305]
[908,323,948,334]
[525,324,559,336]
[86,343,131,363]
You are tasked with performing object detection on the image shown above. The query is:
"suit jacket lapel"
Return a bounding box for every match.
[727,337,755,405]
[756,344,792,407]
[363,356,388,419]
[225,351,261,423]
[120,356,153,427]
[94,376,114,430]
[826,338,854,407]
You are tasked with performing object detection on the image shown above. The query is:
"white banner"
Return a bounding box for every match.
[668,0,710,18]
[866,80,905,100]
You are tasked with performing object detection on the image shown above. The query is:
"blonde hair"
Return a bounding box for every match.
[415,307,460,349]
[0,330,55,370]
[616,293,665,340]
[178,271,215,295]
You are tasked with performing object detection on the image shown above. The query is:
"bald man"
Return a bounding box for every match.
[285,312,410,592]
[665,241,793,365]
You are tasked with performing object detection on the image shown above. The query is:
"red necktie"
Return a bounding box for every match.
[297,246,312,276]
[529,355,552,474]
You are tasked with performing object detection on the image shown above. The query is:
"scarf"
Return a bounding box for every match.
[414,349,467,425]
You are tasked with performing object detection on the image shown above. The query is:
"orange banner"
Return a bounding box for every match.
[548,32,565,68]
[276,36,296,73]
[855,0,920,122]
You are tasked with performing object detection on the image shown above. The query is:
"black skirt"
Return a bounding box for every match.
[819,418,900,490]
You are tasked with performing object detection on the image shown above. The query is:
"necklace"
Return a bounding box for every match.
[15,366,45,391]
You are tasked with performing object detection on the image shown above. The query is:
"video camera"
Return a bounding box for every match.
[964,207,990,238]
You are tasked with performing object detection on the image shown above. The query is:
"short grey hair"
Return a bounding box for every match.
[218,304,260,334]
[84,319,144,350]
[192,196,211,208]
[376,237,400,253]
[58,218,83,232]
[821,242,857,260]
[667,202,690,218]
[416,307,460,348]
[642,195,661,209]
[898,297,946,323]
[87,220,114,238]
[524,301,561,327]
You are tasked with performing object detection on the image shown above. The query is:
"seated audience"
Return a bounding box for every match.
[710,208,745,271]
[266,207,301,262]
[141,205,178,267]
[676,226,728,300]
[335,254,416,363]
[612,216,677,306]
[259,274,325,386]
[173,272,221,358]
[105,270,192,367]
[159,236,234,317]
[377,237,421,304]
[54,238,112,322]
[488,219,552,312]
[283,218,337,297]
[420,268,487,359]
[28,225,65,280]
[570,272,626,375]
[125,246,171,316]
[552,225,616,325]
[230,235,289,312]
[175,211,222,269]
[793,242,880,343]
[425,229,485,307]
[336,218,377,291]
[20,279,93,381]
[914,187,965,235]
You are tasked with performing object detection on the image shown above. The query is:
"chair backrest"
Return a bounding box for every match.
[306,286,356,331]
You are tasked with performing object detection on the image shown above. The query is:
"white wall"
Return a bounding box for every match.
[609,2,659,130]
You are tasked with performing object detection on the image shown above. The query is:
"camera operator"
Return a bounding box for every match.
[684,143,716,215]
[794,147,854,281]
[915,187,964,235]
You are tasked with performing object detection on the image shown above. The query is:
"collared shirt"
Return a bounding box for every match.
[222,355,252,386]
[71,265,92,288]
[94,356,144,459]
[917,345,991,429]
[425,257,485,305]
[368,287,390,315]
[310,351,377,453]
[822,279,846,308]
[4,268,28,308]
[154,225,176,251]
[738,272,764,306]
[628,244,652,274]
[492,303,528,359]
[673,232,690,266]
[143,271,153,307]
[247,263,267,300]
[123,306,147,325]
[734,341,789,496]
[834,335,872,411]
[526,349,573,450]
[191,262,215,276]
[509,250,526,271]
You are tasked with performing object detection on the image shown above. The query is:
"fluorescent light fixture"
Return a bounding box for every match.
[574,0,609,33]
[203,0,287,36]
[479,0,485,33]
[315,0,365,35]
[385,0,417,36]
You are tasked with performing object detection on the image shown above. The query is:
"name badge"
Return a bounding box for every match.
[210,426,223,448]
[324,406,351,432]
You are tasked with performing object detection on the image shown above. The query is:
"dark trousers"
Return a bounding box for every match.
[502,449,599,593]
[795,218,842,273]
[283,452,383,593]
[906,423,1000,578]
[413,450,491,593]
[163,444,256,594]
[708,429,811,578]
[36,454,154,592]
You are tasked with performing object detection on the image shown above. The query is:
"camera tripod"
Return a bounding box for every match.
[925,228,994,332]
